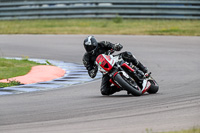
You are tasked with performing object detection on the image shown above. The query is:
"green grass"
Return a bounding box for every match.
[0,19,199,36]
[160,127,200,133]
[145,127,200,133]
[0,80,21,87]
[0,58,43,87]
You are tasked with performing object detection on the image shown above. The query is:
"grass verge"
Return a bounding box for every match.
[160,127,200,133]
[0,80,21,88]
[145,127,200,133]
[0,58,44,87]
[0,19,199,36]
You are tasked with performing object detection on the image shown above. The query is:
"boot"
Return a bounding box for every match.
[137,62,148,73]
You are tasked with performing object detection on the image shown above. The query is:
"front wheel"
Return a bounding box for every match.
[114,73,142,96]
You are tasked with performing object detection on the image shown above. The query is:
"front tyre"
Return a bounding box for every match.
[114,73,142,96]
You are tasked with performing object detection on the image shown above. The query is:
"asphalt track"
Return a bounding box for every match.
[0,35,199,133]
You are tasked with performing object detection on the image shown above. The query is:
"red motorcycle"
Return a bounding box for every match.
[95,51,159,96]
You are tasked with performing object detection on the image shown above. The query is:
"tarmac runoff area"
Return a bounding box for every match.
[0,57,101,95]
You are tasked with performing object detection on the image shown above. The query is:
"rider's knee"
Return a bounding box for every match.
[122,51,132,60]
[122,51,138,65]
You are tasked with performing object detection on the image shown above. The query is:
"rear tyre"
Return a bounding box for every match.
[147,80,159,94]
[114,73,142,96]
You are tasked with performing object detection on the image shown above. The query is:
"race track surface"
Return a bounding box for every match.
[0,35,199,133]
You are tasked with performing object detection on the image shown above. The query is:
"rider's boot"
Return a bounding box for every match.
[137,62,148,73]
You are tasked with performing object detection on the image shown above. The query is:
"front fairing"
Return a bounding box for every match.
[96,54,116,74]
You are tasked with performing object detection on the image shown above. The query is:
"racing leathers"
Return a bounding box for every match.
[82,41,148,95]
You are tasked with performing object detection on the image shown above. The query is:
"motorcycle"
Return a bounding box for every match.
[95,50,159,96]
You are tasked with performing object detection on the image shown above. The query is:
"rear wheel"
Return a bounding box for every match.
[114,73,142,96]
[147,80,159,94]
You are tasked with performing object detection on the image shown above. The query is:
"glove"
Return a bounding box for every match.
[114,43,123,51]
[88,67,98,78]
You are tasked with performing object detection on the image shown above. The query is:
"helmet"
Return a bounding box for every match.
[83,36,98,54]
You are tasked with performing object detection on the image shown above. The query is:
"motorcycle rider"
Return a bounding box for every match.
[82,36,148,95]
